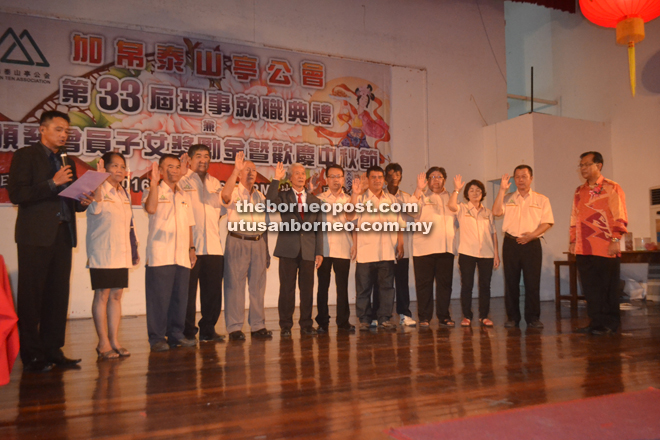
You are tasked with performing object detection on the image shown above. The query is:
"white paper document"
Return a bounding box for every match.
[58,171,110,200]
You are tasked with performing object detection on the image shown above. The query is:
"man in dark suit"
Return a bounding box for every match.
[8,110,91,372]
[266,162,324,336]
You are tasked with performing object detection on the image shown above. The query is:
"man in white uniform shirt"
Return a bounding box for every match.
[179,144,226,343]
[409,167,458,327]
[142,154,197,352]
[371,163,416,327]
[492,165,554,329]
[315,164,355,333]
[221,152,272,341]
[348,165,404,331]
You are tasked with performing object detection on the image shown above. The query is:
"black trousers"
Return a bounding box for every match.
[413,253,455,322]
[458,254,494,320]
[315,257,351,328]
[576,255,621,331]
[17,223,72,363]
[278,253,315,330]
[502,234,542,323]
[184,254,224,338]
[355,261,395,324]
[370,258,411,320]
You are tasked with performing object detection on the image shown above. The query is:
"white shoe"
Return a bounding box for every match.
[400,314,417,327]
[370,319,378,328]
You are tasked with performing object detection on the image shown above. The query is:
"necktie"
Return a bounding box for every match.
[297,192,304,220]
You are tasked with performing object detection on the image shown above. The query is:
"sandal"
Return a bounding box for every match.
[114,347,131,357]
[479,318,494,327]
[439,319,455,327]
[419,321,430,328]
[461,318,471,327]
[96,348,119,360]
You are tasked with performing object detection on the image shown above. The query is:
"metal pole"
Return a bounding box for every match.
[530,66,534,114]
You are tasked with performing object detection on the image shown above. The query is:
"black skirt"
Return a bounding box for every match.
[90,268,129,290]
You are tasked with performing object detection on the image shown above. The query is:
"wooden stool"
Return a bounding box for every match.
[554,260,583,311]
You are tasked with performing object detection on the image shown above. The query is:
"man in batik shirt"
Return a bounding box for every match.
[570,151,628,336]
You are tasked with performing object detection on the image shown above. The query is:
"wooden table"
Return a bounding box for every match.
[555,251,660,311]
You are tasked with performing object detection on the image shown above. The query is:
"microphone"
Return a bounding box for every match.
[59,147,69,167]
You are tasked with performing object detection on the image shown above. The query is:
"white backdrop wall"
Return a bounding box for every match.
[0,0,508,317]
[484,112,612,301]
[505,1,660,241]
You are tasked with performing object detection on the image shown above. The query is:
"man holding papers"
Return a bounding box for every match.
[8,110,92,372]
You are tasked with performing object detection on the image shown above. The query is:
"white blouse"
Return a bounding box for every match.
[456,202,496,258]
[86,180,133,269]
[409,189,457,257]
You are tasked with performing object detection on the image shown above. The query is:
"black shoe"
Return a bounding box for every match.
[527,321,544,329]
[504,320,519,328]
[338,324,356,333]
[200,332,226,342]
[281,329,292,337]
[23,359,54,373]
[251,328,273,339]
[301,326,317,335]
[228,331,246,341]
[48,355,82,367]
[591,327,616,336]
[573,326,594,334]
[316,326,329,334]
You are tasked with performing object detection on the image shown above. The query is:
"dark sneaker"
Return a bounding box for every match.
[200,332,225,342]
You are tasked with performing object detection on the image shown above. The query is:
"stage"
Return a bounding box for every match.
[1,298,660,439]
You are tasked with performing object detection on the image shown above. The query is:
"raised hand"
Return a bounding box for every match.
[500,173,511,192]
[234,151,247,172]
[352,174,364,195]
[179,152,190,171]
[306,177,317,193]
[416,172,427,191]
[150,162,160,186]
[96,158,105,173]
[274,162,286,180]
[453,175,465,192]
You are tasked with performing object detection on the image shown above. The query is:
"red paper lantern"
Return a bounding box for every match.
[580,0,660,96]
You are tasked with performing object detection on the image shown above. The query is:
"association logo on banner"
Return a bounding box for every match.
[0,28,49,67]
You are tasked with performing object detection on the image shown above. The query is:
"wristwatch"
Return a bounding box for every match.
[611,237,620,243]
[189,246,196,251]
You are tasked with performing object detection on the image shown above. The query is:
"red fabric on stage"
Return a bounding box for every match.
[0,255,19,386]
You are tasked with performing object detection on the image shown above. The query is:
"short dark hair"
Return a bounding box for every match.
[159,154,180,166]
[100,152,126,167]
[580,151,604,166]
[464,179,486,202]
[326,164,344,176]
[513,164,533,177]
[366,165,384,177]
[385,163,402,175]
[40,110,70,126]
[188,143,211,158]
[426,166,447,180]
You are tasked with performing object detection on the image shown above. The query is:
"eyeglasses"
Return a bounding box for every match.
[428,176,444,180]
[578,163,594,169]
[327,174,343,179]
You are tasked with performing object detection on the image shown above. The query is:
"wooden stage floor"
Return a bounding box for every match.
[1,298,660,439]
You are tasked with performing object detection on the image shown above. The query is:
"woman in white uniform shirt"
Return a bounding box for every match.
[87,152,133,359]
[448,176,500,327]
